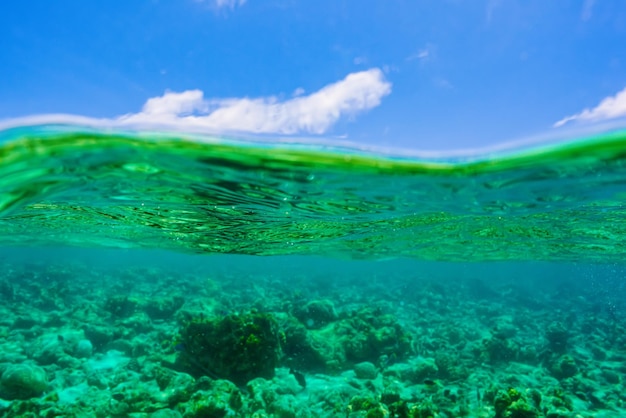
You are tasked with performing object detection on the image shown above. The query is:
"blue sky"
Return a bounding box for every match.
[1,0,625,151]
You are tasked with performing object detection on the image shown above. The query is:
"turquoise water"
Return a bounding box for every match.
[3,126,626,260]
[0,125,625,417]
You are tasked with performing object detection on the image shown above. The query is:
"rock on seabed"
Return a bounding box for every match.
[0,363,48,400]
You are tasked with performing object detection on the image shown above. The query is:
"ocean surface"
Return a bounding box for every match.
[0,125,625,417]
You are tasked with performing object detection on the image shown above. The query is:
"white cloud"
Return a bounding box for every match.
[407,44,435,63]
[210,0,246,10]
[554,87,626,127]
[0,69,391,136]
[117,68,391,134]
[141,90,207,116]
[407,49,429,62]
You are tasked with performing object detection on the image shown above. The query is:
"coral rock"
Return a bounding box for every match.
[0,363,48,400]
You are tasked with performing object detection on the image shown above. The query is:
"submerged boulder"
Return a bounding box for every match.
[176,312,281,386]
[354,361,378,380]
[0,363,48,400]
[283,306,411,374]
[179,379,243,417]
[142,295,185,320]
[74,339,94,358]
[549,354,578,380]
[545,322,570,354]
[294,299,337,329]
[104,295,139,318]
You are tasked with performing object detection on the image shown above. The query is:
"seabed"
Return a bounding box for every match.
[0,250,625,417]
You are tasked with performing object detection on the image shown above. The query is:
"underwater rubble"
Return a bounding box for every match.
[0,255,625,417]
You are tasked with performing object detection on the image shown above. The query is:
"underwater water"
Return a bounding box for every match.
[0,125,626,417]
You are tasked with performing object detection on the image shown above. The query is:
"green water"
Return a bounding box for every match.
[1,125,626,261]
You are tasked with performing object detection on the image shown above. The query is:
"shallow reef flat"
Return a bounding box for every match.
[0,250,624,417]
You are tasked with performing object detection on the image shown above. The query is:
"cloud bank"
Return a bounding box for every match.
[118,68,391,134]
[554,86,626,127]
[0,69,391,136]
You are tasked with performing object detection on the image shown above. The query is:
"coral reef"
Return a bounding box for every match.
[0,256,624,417]
[176,312,281,386]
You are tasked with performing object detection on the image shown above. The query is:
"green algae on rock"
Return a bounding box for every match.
[176,312,281,386]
